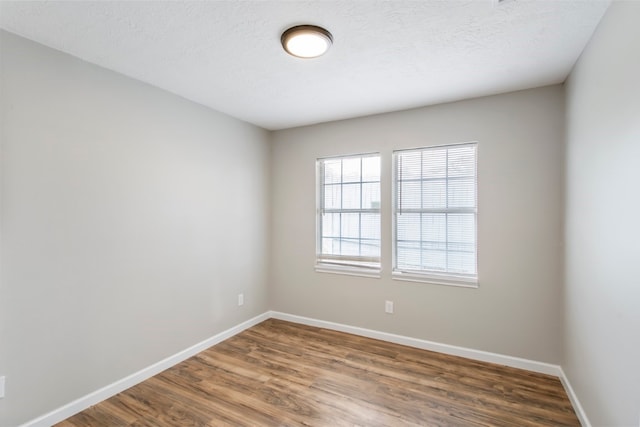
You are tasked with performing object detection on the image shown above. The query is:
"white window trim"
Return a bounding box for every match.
[315,263,381,278]
[392,270,478,288]
[316,153,381,278]
[391,142,478,288]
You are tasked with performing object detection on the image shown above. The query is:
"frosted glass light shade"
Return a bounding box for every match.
[281,25,333,58]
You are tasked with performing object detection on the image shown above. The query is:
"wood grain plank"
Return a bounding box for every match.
[55,319,579,426]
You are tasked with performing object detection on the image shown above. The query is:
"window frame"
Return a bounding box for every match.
[392,142,478,287]
[315,152,382,278]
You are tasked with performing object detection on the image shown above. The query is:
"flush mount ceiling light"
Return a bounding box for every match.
[281,25,333,58]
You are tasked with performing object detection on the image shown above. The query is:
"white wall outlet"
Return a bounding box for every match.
[0,376,5,398]
[385,300,394,314]
[238,293,244,306]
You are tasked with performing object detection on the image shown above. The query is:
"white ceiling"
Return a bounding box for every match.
[0,0,610,130]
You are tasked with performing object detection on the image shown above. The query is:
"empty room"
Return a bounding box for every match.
[0,1,638,426]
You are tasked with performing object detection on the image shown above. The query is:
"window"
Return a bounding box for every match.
[316,153,381,276]
[393,143,477,286]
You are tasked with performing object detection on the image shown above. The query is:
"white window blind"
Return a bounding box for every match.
[393,143,477,285]
[317,154,381,275]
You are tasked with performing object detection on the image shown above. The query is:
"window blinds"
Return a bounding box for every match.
[394,143,477,280]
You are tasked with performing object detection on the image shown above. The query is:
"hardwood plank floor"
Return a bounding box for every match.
[56,319,579,426]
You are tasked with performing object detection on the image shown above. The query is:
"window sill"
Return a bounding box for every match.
[392,270,478,288]
[315,264,381,279]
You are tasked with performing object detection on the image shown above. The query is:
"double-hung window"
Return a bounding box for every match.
[316,153,381,277]
[393,143,478,286]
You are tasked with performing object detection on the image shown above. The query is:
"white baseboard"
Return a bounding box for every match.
[20,312,270,427]
[21,310,590,427]
[269,311,562,376]
[559,368,592,427]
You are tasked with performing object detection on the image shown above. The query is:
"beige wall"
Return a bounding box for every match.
[564,2,640,425]
[270,85,565,364]
[0,30,271,426]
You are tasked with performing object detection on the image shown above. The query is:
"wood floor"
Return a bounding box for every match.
[56,319,579,426]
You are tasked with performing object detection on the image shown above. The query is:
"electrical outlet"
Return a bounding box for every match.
[0,376,5,398]
[385,300,394,314]
[238,294,244,306]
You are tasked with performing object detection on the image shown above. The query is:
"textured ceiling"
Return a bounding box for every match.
[0,0,610,130]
